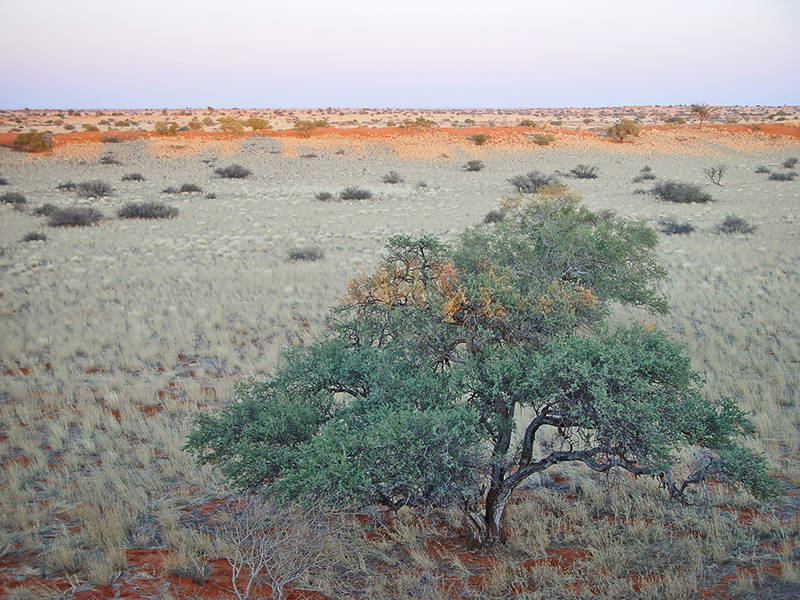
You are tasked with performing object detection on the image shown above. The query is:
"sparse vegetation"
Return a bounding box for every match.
[483,210,505,224]
[755,166,770,174]
[314,192,333,201]
[783,157,798,169]
[118,201,179,219]
[33,203,57,216]
[464,160,485,172]
[381,171,404,184]
[1,191,26,205]
[154,121,178,136]
[294,119,328,136]
[717,215,756,234]
[508,170,556,193]
[287,246,324,261]
[14,130,53,152]
[632,165,657,183]
[531,133,555,146]
[658,218,695,235]
[77,180,113,198]
[703,164,727,186]
[48,206,103,226]
[569,164,599,179]
[100,135,120,143]
[651,180,713,203]
[121,173,144,181]
[215,164,252,179]
[690,103,713,125]
[607,118,641,142]
[242,117,270,131]
[399,116,436,128]
[56,181,77,191]
[518,119,538,127]
[468,133,489,146]
[0,177,7,185]
[21,231,47,242]
[768,171,797,181]
[339,187,372,200]
[99,154,121,165]
[180,183,203,193]
[218,117,245,136]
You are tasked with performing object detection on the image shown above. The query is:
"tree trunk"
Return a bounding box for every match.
[463,487,512,548]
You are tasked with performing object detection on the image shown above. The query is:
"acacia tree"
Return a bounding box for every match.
[187,186,777,547]
[690,103,713,125]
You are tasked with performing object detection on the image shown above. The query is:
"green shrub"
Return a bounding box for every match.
[651,181,712,203]
[340,187,372,200]
[1,192,26,205]
[122,173,144,181]
[483,210,505,224]
[382,171,404,184]
[464,160,485,172]
[77,180,113,198]
[188,120,203,130]
[569,164,599,179]
[118,201,178,219]
[243,117,270,130]
[531,133,555,146]
[82,124,100,132]
[518,119,538,127]
[508,171,556,193]
[768,171,796,181]
[22,231,47,242]
[287,247,324,261]
[717,215,756,234]
[607,119,641,142]
[48,206,103,227]
[658,218,694,235]
[215,164,251,179]
[218,117,245,136]
[399,116,436,129]
[690,103,712,125]
[294,119,328,136]
[14,130,53,152]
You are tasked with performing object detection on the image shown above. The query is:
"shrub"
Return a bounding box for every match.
[162,187,179,194]
[0,177,7,185]
[48,206,103,226]
[188,120,203,130]
[22,231,47,242]
[215,164,251,179]
[664,116,685,124]
[122,173,144,181]
[468,133,489,146]
[77,180,113,198]
[56,181,77,191]
[340,187,372,200]
[1,192,26,205]
[518,119,538,127]
[783,157,798,169]
[100,135,120,143]
[632,167,657,183]
[651,181,712,203]
[33,203,57,216]
[99,154,121,165]
[703,164,727,186]
[189,197,776,549]
[180,183,203,193]
[382,171,404,184]
[690,103,712,125]
[114,120,130,127]
[205,192,216,199]
[464,160,485,172]
[243,117,270,130]
[218,117,245,136]
[531,133,555,146]
[483,210,505,224]
[294,119,328,136]
[399,116,436,128]
[118,201,178,219]
[315,192,333,201]
[607,119,641,142]
[768,171,797,181]
[288,246,324,261]
[755,166,770,174]
[154,121,178,136]
[82,124,99,132]
[717,215,756,234]
[508,171,556,193]
[14,130,53,152]
[658,218,694,235]
[569,164,599,179]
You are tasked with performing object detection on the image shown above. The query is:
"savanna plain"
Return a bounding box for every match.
[0,106,799,599]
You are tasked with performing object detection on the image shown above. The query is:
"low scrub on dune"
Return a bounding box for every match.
[77,180,113,198]
[188,186,777,550]
[768,171,797,181]
[508,170,557,193]
[117,201,179,219]
[48,206,103,227]
[215,164,251,179]
[607,118,641,142]
[14,129,54,152]
[717,215,757,234]
[339,186,372,200]
[569,164,599,179]
[1,191,26,205]
[121,173,144,182]
[381,171,404,184]
[464,160,485,172]
[651,180,713,203]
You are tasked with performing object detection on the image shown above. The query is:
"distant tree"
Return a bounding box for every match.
[690,104,713,125]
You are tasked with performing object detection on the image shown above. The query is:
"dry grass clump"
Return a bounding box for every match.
[782,157,798,169]
[215,164,252,179]
[468,133,490,146]
[569,164,599,179]
[99,154,121,165]
[607,118,641,142]
[658,218,694,235]
[288,246,324,261]
[717,215,757,234]
[633,165,657,183]
[179,183,203,193]
[768,171,797,181]
[651,181,713,203]
[121,173,144,181]
[315,191,334,201]
[703,164,727,186]
[531,132,555,146]
[508,171,556,193]
[56,181,77,191]
[755,165,770,174]
[48,206,103,226]
[118,201,179,219]
[1,191,26,205]
[464,160,485,172]
[21,231,47,242]
[32,203,57,216]
[77,180,113,198]
[14,130,53,152]
[382,171,404,184]
[340,186,373,200]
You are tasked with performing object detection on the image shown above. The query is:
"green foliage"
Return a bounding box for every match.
[217,117,245,136]
[294,119,329,136]
[340,187,372,200]
[518,119,538,127]
[243,117,271,130]
[399,116,437,129]
[14,130,53,152]
[607,119,641,142]
[690,104,712,125]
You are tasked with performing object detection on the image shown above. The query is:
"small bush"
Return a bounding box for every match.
[632,171,656,183]
[651,181,712,203]
[33,203,57,216]
[122,173,144,181]
[243,117,270,130]
[48,206,103,227]
[288,247,324,261]
[531,133,555,146]
[77,180,113,198]
[1,192,26,205]
[717,215,756,234]
[768,171,797,181]
[100,135,120,143]
[180,183,203,193]
[56,181,77,191]
[755,166,770,174]
[464,160,485,172]
[215,164,251,179]
[162,187,179,194]
[483,210,505,224]
[468,133,490,146]
[205,192,217,199]
[82,124,100,132]
[188,120,203,130]
[607,119,641,142]
[518,119,538,127]
[569,164,599,179]
[99,154,121,165]
[664,116,685,124]
[294,119,329,135]
[658,218,694,235]
[340,187,372,200]
[783,157,798,169]
[0,177,7,185]
[154,121,178,136]
[218,117,245,136]
[703,164,727,186]
[315,191,333,201]
[118,201,178,219]
[14,130,53,152]
[22,231,47,242]
[382,171,404,184]
[399,116,436,128]
[508,171,556,194]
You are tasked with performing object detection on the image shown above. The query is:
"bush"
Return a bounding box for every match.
[607,119,641,142]
[82,124,100,132]
[632,166,656,183]
[48,206,103,227]
[518,119,538,127]
[56,181,77,191]
[205,192,216,199]
[288,247,324,261]
[508,171,556,193]
[22,231,47,242]
[215,164,251,179]
[33,203,57,216]
[162,187,179,194]
[382,171,404,184]
[100,135,120,143]
[464,160,485,172]
[0,177,7,185]
[179,183,203,193]
[340,187,372,200]
[294,119,328,136]
[768,171,797,181]
[14,130,53,152]
[188,119,203,130]
[118,201,178,219]
[483,210,505,224]
[658,218,694,235]
[218,117,245,136]
[315,192,333,201]
[99,154,121,165]
[1,192,26,205]
[717,215,756,234]
[243,117,270,130]
[531,133,555,146]
[122,173,144,181]
[77,180,113,198]
[651,181,712,203]
[690,103,712,125]
[569,164,599,179]
[468,133,489,146]
[703,164,727,186]
[664,116,685,124]
[755,166,770,174]
[783,157,798,169]
[399,116,436,128]
[154,121,178,136]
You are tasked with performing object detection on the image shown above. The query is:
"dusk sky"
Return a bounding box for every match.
[1,0,798,109]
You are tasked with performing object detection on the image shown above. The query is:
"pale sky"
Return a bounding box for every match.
[1,0,798,109]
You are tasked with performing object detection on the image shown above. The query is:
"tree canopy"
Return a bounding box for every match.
[187,186,778,547]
